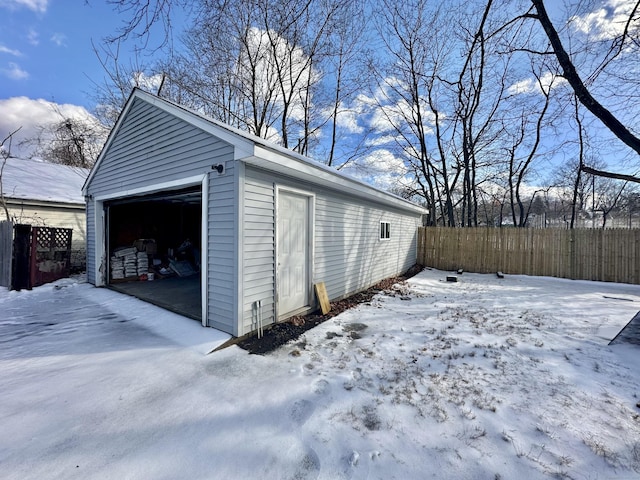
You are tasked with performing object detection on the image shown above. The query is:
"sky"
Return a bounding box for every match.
[1,268,640,478]
[0,0,148,106]
[1,0,638,196]
[0,0,172,157]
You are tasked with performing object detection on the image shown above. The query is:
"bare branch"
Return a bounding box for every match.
[581,165,640,184]
[1,127,22,149]
[589,0,640,80]
[530,0,640,156]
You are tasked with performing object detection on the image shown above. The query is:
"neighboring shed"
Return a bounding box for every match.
[1,157,88,269]
[83,88,427,337]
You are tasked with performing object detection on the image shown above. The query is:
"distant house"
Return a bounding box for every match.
[1,157,89,268]
[83,88,427,337]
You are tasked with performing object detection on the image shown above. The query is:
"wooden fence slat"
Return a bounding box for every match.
[417,227,640,285]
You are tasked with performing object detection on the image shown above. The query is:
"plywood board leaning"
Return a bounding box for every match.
[315,282,331,314]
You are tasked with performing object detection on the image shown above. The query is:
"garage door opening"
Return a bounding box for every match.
[105,186,202,321]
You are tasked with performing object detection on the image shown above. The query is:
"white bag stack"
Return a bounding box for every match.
[136,251,149,275]
[110,256,125,280]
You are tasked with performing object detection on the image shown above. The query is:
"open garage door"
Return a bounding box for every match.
[104,186,203,321]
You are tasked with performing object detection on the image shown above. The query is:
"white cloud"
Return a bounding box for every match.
[27,28,39,46]
[570,0,640,41]
[367,98,436,137]
[362,148,407,175]
[341,148,412,192]
[50,33,66,47]
[368,105,401,134]
[0,97,103,159]
[508,71,566,95]
[325,100,364,135]
[356,78,437,138]
[130,71,164,91]
[364,134,399,148]
[0,0,48,13]
[0,45,22,56]
[2,62,29,80]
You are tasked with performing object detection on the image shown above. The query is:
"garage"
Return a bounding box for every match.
[84,88,427,337]
[105,186,203,321]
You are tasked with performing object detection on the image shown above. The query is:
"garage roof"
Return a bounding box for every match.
[85,88,428,215]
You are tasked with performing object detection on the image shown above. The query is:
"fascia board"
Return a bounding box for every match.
[6,198,86,210]
[83,89,139,195]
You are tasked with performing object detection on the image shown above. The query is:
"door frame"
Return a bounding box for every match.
[274,186,315,320]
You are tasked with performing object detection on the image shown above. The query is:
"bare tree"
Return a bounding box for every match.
[594,178,628,228]
[165,0,302,140]
[90,40,165,127]
[369,0,445,224]
[570,96,585,228]
[370,0,524,226]
[104,0,191,49]
[20,109,108,169]
[323,3,361,165]
[153,0,366,165]
[504,64,556,227]
[617,189,640,227]
[100,0,640,220]
[1,128,22,221]
[452,0,510,227]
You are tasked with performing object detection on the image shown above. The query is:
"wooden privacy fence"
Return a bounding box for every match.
[418,227,640,284]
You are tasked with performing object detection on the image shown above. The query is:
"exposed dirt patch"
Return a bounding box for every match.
[235,265,423,355]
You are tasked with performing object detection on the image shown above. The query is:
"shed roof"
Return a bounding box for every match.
[86,88,428,215]
[2,157,88,205]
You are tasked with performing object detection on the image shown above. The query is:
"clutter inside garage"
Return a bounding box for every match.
[105,186,202,320]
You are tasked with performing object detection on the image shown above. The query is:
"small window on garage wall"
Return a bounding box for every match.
[380,221,390,240]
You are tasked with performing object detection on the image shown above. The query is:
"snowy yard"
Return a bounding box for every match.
[1,269,640,479]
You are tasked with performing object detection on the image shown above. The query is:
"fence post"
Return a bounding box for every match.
[0,220,13,288]
[11,224,32,290]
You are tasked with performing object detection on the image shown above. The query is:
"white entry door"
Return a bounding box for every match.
[277,191,310,316]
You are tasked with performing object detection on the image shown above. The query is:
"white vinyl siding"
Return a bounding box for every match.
[87,98,233,197]
[315,196,419,301]
[86,201,96,283]
[6,202,85,239]
[6,202,86,266]
[208,161,237,334]
[241,168,275,335]
[240,166,421,332]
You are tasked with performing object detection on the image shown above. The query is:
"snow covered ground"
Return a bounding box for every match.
[1,269,639,479]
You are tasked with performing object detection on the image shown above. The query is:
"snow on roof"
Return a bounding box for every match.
[1,157,88,205]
